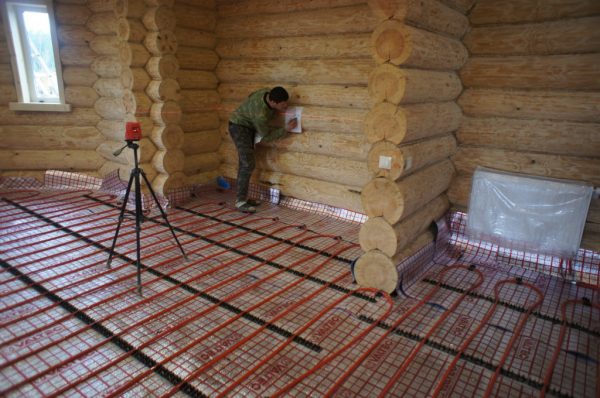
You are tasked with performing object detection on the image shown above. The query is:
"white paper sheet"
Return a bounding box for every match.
[285,106,303,133]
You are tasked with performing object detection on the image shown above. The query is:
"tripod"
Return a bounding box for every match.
[106,140,187,294]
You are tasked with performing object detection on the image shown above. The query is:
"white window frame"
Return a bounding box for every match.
[2,0,70,112]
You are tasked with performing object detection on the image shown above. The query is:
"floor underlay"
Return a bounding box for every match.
[0,185,598,397]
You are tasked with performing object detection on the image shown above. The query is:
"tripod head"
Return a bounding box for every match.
[113,122,142,157]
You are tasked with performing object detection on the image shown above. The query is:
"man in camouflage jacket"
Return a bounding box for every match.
[228,86,297,213]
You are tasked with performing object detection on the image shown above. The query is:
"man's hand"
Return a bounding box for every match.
[286,117,298,131]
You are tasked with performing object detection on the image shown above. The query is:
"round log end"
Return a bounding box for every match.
[353,250,398,294]
[367,141,404,180]
[368,64,406,105]
[364,102,406,144]
[361,177,403,223]
[359,217,398,257]
[372,21,409,65]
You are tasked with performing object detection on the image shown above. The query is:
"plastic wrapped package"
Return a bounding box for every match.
[466,167,593,258]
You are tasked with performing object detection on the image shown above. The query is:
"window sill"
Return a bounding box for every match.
[9,102,71,112]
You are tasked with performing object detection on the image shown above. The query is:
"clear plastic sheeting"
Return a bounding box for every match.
[466,167,593,258]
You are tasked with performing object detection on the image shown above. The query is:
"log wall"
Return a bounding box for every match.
[215,0,377,213]
[176,0,221,188]
[451,0,600,251]
[0,0,104,180]
[353,0,470,292]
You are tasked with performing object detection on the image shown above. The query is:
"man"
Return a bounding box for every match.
[228,86,298,213]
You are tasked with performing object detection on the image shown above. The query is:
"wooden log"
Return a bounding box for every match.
[96,137,156,164]
[152,149,184,173]
[368,135,457,180]
[216,4,378,39]
[253,147,371,187]
[0,126,103,150]
[461,54,600,90]
[95,97,126,120]
[447,173,471,208]
[63,67,98,86]
[144,30,178,56]
[219,101,367,135]
[55,4,90,25]
[88,0,126,14]
[180,89,220,113]
[581,231,600,253]
[216,33,371,60]
[457,117,600,157]
[174,27,216,49]
[264,131,370,161]
[145,0,175,7]
[469,0,600,25]
[0,84,17,104]
[91,56,122,78]
[183,129,221,155]
[0,65,13,85]
[367,0,468,38]
[364,101,462,144]
[60,45,95,66]
[217,0,363,17]
[152,171,187,195]
[151,124,185,150]
[353,250,398,293]
[0,170,47,182]
[94,78,124,98]
[129,68,151,91]
[439,0,476,14]
[151,100,182,125]
[371,21,467,70]
[143,6,176,32]
[177,47,219,71]
[146,55,179,79]
[178,70,217,89]
[359,194,449,257]
[459,89,600,123]
[121,42,151,68]
[218,83,371,109]
[186,170,220,186]
[452,147,600,186]
[0,149,104,170]
[361,159,455,224]
[127,91,153,116]
[124,18,147,43]
[464,16,600,56]
[183,152,220,174]
[0,107,100,126]
[127,0,147,18]
[98,161,157,185]
[57,25,94,46]
[180,111,220,132]
[64,86,98,107]
[256,170,363,213]
[146,78,180,102]
[369,64,462,104]
[90,35,120,55]
[217,59,374,85]
[174,4,216,30]
[86,12,119,35]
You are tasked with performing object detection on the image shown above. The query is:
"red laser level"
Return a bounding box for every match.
[125,121,142,141]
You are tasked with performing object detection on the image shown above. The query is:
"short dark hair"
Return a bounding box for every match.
[269,86,289,103]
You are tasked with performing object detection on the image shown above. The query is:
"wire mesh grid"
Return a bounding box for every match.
[1,182,598,397]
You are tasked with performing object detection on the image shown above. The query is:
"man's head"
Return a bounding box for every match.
[267,86,289,111]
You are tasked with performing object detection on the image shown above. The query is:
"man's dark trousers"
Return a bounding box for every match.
[228,122,255,203]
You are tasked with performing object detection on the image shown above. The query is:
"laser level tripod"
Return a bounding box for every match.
[106,137,187,295]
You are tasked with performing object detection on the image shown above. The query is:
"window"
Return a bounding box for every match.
[2,0,70,111]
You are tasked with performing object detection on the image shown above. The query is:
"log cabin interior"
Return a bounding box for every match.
[0,0,598,396]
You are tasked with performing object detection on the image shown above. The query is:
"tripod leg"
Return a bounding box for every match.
[140,171,188,261]
[133,169,143,295]
[106,171,135,268]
